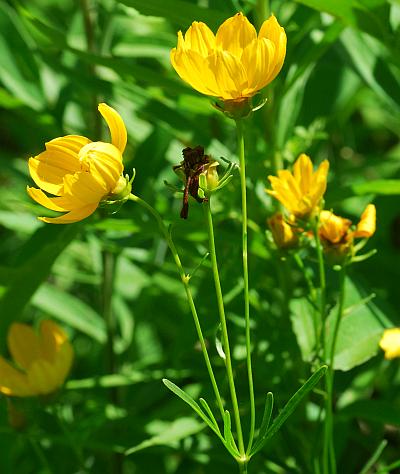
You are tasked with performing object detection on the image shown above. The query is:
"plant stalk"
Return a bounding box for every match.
[235,119,256,454]
[204,199,245,455]
[128,194,225,419]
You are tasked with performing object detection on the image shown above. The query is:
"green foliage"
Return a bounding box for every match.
[0,0,399,473]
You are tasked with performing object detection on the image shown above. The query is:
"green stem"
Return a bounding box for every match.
[323,267,346,474]
[239,460,249,474]
[313,223,326,359]
[204,199,244,455]
[128,194,225,420]
[28,437,53,474]
[235,119,256,454]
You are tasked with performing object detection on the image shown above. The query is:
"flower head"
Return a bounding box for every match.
[0,320,73,397]
[267,154,329,219]
[268,213,298,249]
[379,328,400,360]
[27,103,128,224]
[318,205,376,263]
[170,12,286,101]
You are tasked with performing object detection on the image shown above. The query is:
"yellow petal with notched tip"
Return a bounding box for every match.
[184,21,215,57]
[38,202,99,224]
[355,204,376,238]
[98,103,127,154]
[216,12,257,59]
[8,323,42,371]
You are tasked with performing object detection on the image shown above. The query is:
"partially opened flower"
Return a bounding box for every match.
[267,154,329,219]
[379,328,400,360]
[27,103,130,224]
[319,211,352,245]
[268,213,298,249]
[0,320,73,397]
[170,12,286,102]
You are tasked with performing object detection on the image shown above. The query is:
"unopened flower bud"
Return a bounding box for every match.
[268,213,298,249]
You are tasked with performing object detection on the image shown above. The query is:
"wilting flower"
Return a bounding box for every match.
[170,12,286,102]
[173,146,218,219]
[379,328,400,360]
[318,205,376,262]
[267,154,329,219]
[27,103,129,224]
[268,213,298,249]
[0,320,73,397]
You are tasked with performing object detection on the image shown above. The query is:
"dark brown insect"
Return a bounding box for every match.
[173,146,210,219]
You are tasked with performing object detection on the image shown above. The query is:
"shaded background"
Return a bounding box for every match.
[0,0,399,472]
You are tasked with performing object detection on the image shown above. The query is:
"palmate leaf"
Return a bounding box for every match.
[250,366,327,457]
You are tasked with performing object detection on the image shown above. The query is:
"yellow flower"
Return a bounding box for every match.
[379,328,400,360]
[267,154,329,218]
[268,213,298,249]
[0,320,73,397]
[27,103,127,224]
[319,211,352,245]
[354,204,376,238]
[170,12,286,101]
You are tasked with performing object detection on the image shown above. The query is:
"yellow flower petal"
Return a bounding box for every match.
[28,157,67,196]
[26,187,81,212]
[8,323,41,371]
[0,357,35,397]
[216,12,257,58]
[207,50,248,99]
[354,204,376,238]
[293,154,313,193]
[98,103,127,154]
[39,320,68,361]
[319,210,352,244]
[379,328,400,360]
[63,171,106,203]
[184,21,215,57]
[38,202,99,224]
[27,359,60,395]
[79,142,123,192]
[259,14,287,82]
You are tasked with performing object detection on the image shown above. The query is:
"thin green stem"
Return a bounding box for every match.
[204,200,244,455]
[128,194,225,420]
[28,437,53,474]
[323,267,346,474]
[235,119,256,454]
[239,460,249,474]
[313,223,326,359]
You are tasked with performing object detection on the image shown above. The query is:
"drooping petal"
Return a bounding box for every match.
[258,15,287,82]
[26,187,81,212]
[207,50,248,99]
[8,323,41,370]
[79,142,123,192]
[63,171,107,204]
[216,12,257,59]
[38,202,99,224]
[354,204,376,238]
[184,21,216,57]
[98,103,127,154]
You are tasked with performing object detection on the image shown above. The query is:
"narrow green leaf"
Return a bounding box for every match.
[125,417,205,455]
[223,410,240,457]
[250,366,327,456]
[199,398,220,433]
[255,392,274,448]
[359,440,388,474]
[352,179,400,195]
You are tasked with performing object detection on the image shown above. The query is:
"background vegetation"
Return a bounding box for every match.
[0,0,399,472]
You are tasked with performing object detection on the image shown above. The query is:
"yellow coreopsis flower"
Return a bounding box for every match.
[268,213,298,249]
[0,320,73,397]
[267,154,329,219]
[170,12,286,102]
[27,103,128,224]
[379,328,400,360]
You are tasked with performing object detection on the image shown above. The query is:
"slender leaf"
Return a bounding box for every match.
[250,366,327,456]
[254,392,274,448]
